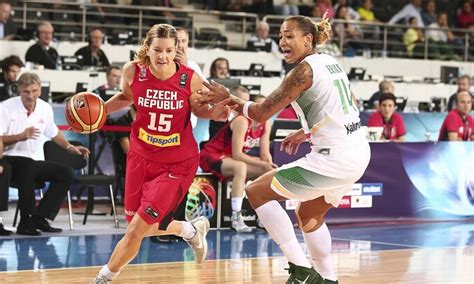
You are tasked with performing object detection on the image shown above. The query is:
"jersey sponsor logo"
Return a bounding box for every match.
[179,73,188,88]
[145,207,159,219]
[138,127,180,147]
[344,121,361,135]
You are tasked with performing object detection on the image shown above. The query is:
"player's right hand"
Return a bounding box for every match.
[281,129,307,155]
[22,126,40,141]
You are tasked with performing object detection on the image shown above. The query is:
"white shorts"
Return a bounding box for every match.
[271,138,371,207]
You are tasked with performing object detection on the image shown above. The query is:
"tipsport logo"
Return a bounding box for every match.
[185,177,217,221]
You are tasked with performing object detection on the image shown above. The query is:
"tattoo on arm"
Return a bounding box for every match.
[256,61,313,120]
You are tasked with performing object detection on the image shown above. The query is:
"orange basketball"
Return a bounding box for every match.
[65,92,107,134]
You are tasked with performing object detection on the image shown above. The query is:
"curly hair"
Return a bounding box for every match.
[134,24,178,66]
[285,11,332,48]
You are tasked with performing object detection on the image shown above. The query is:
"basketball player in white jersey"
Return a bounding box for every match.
[200,13,371,284]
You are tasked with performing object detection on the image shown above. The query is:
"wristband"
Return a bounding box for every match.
[243,101,253,119]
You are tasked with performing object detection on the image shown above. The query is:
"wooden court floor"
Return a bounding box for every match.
[1,247,473,283]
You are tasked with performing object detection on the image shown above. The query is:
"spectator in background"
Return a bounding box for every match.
[0,136,12,236]
[457,0,474,28]
[209,57,229,79]
[0,73,89,236]
[403,17,425,58]
[175,27,205,79]
[247,21,280,53]
[75,28,110,69]
[368,80,395,110]
[439,91,473,141]
[0,55,23,101]
[334,0,360,21]
[25,21,59,70]
[368,92,406,141]
[93,65,122,94]
[421,0,437,26]
[389,0,424,27]
[0,1,16,40]
[315,0,335,19]
[447,75,472,111]
[334,5,364,53]
[426,12,458,60]
[277,104,298,120]
[316,29,342,57]
[273,0,299,16]
[358,0,379,22]
[199,95,275,233]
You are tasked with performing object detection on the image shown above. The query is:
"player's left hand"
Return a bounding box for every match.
[210,98,237,122]
[197,80,231,104]
[67,145,91,159]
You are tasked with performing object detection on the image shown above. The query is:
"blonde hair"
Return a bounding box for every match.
[134,24,177,66]
[285,11,332,48]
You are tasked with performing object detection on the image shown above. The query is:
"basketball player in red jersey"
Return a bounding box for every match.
[93,24,234,283]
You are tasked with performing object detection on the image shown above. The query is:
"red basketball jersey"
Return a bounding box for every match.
[203,116,266,158]
[129,63,198,163]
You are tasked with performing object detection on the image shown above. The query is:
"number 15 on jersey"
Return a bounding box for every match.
[148,112,173,132]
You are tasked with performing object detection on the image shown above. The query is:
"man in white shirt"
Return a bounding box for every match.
[0,72,89,235]
[389,0,424,27]
[247,21,280,53]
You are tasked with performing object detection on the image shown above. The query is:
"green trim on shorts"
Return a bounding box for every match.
[275,167,313,187]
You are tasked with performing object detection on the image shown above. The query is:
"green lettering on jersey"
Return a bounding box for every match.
[333,79,357,114]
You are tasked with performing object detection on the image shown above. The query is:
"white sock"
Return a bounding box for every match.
[303,223,337,281]
[177,221,196,240]
[231,197,243,212]
[99,264,120,281]
[255,201,312,268]
[0,216,3,224]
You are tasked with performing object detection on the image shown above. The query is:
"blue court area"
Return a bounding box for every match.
[0,220,473,272]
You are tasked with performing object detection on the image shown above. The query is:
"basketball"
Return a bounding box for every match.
[65,92,107,134]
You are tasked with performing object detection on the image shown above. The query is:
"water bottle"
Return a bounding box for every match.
[56,56,62,70]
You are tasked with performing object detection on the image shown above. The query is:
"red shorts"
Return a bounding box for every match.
[199,149,229,181]
[124,150,198,225]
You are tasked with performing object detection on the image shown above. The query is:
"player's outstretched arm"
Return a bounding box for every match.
[200,61,313,123]
[105,61,134,114]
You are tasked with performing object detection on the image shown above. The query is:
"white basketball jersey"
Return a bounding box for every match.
[291,53,363,147]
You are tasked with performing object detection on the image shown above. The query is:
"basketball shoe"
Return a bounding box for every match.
[325,280,339,284]
[285,262,324,284]
[231,211,252,233]
[92,274,111,283]
[185,216,210,264]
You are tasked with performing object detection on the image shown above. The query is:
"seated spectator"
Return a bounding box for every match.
[93,65,121,94]
[421,0,437,26]
[0,72,90,236]
[438,91,473,141]
[426,12,458,60]
[389,0,424,27]
[199,95,275,233]
[334,5,365,52]
[315,0,335,19]
[209,57,229,79]
[447,75,473,111]
[0,1,16,40]
[367,80,395,110]
[75,28,110,69]
[457,0,474,28]
[25,21,59,70]
[273,0,299,16]
[403,17,425,58]
[0,55,23,101]
[357,0,378,22]
[334,0,360,20]
[0,135,12,236]
[356,0,380,40]
[367,93,406,141]
[247,21,280,53]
